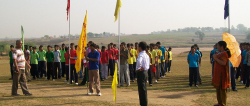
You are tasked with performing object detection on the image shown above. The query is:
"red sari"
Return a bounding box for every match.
[212,51,230,89]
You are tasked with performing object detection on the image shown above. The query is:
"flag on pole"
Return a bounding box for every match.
[21,25,24,50]
[114,0,122,22]
[224,0,229,19]
[75,10,87,73]
[112,63,118,102]
[67,0,70,21]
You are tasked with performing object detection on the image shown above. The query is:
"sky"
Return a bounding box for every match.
[0,0,249,38]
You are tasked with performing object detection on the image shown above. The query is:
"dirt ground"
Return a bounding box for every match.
[0,83,200,106]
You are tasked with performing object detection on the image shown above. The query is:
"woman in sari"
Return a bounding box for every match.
[212,41,231,106]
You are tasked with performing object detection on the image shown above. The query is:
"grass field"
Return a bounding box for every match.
[0,50,250,106]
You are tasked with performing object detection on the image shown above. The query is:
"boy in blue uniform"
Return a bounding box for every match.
[187,46,199,87]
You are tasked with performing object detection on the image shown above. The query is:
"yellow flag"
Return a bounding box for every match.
[75,10,87,73]
[114,0,122,22]
[112,63,118,102]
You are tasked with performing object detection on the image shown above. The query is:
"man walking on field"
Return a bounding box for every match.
[12,40,32,96]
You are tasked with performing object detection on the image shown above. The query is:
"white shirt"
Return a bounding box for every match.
[12,48,26,69]
[136,51,150,71]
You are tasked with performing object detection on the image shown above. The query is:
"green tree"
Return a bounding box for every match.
[195,31,205,41]
[237,24,247,33]
[192,38,195,42]
[44,35,49,39]
[246,31,250,41]
[87,32,94,38]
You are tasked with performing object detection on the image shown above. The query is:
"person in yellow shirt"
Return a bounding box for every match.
[131,43,138,81]
[155,44,162,80]
[167,47,172,73]
[127,44,135,82]
[150,44,158,83]
[146,45,153,86]
[165,48,169,73]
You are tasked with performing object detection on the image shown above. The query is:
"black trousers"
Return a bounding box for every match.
[10,63,14,79]
[148,66,152,85]
[61,62,66,77]
[70,64,78,83]
[129,64,134,80]
[246,66,250,87]
[168,60,172,71]
[38,61,46,78]
[230,67,237,89]
[243,64,248,84]
[31,64,39,79]
[108,59,114,76]
[99,64,102,80]
[65,65,69,81]
[54,62,61,79]
[137,70,148,106]
[47,62,54,80]
[236,66,241,80]
[189,67,198,86]
[133,62,137,78]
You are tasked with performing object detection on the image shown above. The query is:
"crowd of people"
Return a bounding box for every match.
[9,39,249,106]
[8,40,173,96]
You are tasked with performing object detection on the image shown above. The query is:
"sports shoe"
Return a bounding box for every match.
[75,83,78,85]
[52,79,55,81]
[150,84,153,86]
[67,82,71,84]
[195,85,199,88]
[64,80,68,82]
[88,92,94,95]
[135,78,137,81]
[97,93,102,96]
[155,80,157,83]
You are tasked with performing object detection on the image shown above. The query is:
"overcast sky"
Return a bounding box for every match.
[0,0,249,38]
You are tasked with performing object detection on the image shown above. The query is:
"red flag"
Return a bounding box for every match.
[67,0,70,21]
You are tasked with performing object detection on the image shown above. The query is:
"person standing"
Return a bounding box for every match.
[133,43,139,81]
[68,43,78,85]
[156,42,165,77]
[9,45,14,80]
[86,43,101,96]
[244,43,250,88]
[242,43,248,85]
[167,47,172,73]
[12,40,32,96]
[127,44,134,82]
[210,44,217,77]
[212,41,231,106]
[96,45,103,81]
[193,44,202,84]
[155,44,162,80]
[119,42,130,87]
[113,44,119,76]
[146,45,152,86]
[229,61,237,91]
[30,47,39,80]
[38,45,47,79]
[46,45,54,81]
[60,44,66,77]
[187,46,199,87]
[64,47,69,82]
[101,46,109,80]
[106,44,114,77]
[136,41,150,106]
[24,45,32,82]
[53,45,61,80]
[150,43,158,83]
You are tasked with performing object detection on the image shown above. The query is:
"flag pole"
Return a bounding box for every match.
[228,0,231,92]
[68,3,71,84]
[116,9,120,105]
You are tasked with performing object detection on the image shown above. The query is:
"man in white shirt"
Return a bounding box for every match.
[12,40,32,96]
[136,41,150,106]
